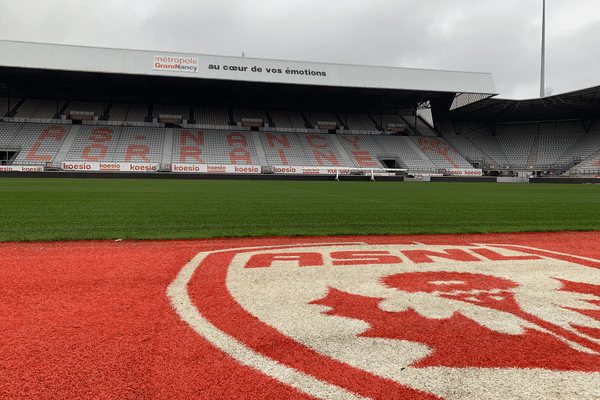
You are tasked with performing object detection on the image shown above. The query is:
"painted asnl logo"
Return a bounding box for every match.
[168,243,600,400]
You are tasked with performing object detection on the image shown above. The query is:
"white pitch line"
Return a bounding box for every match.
[489,244,600,263]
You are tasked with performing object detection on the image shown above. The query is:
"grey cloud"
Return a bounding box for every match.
[0,0,599,99]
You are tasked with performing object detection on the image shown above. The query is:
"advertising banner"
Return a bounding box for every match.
[121,163,160,172]
[412,173,444,181]
[0,165,45,172]
[442,169,483,176]
[0,41,497,95]
[171,164,261,174]
[61,162,159,172]
[272,166,352,175]
[271,166,396,176]
[61,162,99,171]
[372,172,397,177]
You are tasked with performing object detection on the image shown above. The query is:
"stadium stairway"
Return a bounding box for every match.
[402,136,439,169]
[329,135,359,167]
[497,135,535,168]
[371,135,435,172]
[56,101,70,120]
[264,110,275,127]
[525,136,540,169]
[5,98,25,117]
[161,128,174,169]
[10,123,72,165]
[251,131,269,165]
[53,125,80,167]
[300,112,313,129]
[465,134,510,169]
[415,115,438,137]
[366,114,383,131]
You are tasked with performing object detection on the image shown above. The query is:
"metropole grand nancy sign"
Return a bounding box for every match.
[153,55,199,73]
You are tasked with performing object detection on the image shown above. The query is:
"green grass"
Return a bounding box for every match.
[1,178,599,242]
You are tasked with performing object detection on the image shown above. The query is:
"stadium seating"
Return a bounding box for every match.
[411,136,472,169]
[495,135,535,168]
[441,134,493,167]
[535,134,582,167]
[259,132,387,168]
[269,111,293,129]
[258,132,349,167]
[1,97,18,117]
[339,113,379,131]
[561,131,600,175]
[8,123,71,165]
[374,135,437,172]
[538,121,582,136]
[233,109,266,123]
[259,131,311,165]
[173,129,262,165]
[4,97,600,175]
[375,114,405,130]
[0,122,23,147]
[153,104,190,121]
[555,131,600,168]
[295,132,349,167]
[466,135,510,168]
[444,130,600,171]
[64,126,122,163]
[304,112,339,127]
[415,120,436,136]
[64,101,106,118]
[104,103,149,123]
[107,103,130,122]
[193,107,229,126]
[112,127,165,163]
[125,104,150,122]
[62,126,166,164]
[270,110,306,129]
[14,99,63,119]
[566,150,600,175]
[335,135,385,168]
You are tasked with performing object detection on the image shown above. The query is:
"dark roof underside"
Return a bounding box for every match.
[446,86,600,123]
[0,66,460,115]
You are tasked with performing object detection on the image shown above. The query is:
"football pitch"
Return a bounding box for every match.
[1,177,600,242]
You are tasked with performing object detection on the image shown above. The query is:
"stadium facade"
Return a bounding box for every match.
[1,40,599,179]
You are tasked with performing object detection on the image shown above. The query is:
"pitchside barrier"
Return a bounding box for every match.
[439,168,483,176]
[61,162,160,172]
[171,164,406,179]
[6,164,483,180]
[0,165,45,172]
[171,164,261,174]
[268,166,406,180]
[58,162,466,178]
[269,166,401,176]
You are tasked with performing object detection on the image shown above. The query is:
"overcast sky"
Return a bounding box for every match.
[1,0,599,99]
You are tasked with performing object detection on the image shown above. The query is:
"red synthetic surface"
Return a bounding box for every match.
[1,231,599,399]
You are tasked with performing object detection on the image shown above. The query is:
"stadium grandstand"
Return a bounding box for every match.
[1,40,600,181]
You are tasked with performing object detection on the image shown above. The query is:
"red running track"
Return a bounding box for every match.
[1,232,599,399]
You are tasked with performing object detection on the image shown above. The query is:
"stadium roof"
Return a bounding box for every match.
[0,40,496,115]
[446,85,600,123]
